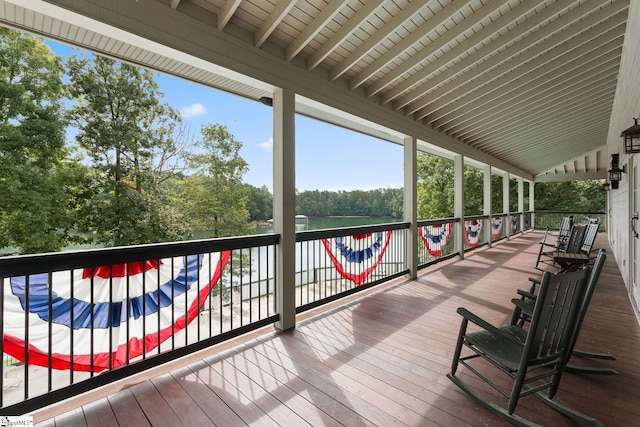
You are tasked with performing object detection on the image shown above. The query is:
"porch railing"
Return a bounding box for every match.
[0,212,576,413]
[534,211,606,231]
[295,222,409,312]
[0,234,279,413]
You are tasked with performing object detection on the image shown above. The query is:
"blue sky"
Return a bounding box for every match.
[48,40,404,192]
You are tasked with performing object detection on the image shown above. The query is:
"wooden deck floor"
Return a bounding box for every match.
[33,231,640,426]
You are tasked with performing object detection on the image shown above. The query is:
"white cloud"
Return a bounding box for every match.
[258,137,273,151]
[180,103,207,119]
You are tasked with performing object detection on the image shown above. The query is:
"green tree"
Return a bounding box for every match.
[67,54,188,246]
[464,165,484,216]
[181,124,253,237]
[244,184,273,221]
[417,153,454,219]
[0,28,83,254]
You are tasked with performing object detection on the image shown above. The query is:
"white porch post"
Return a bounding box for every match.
[455,155,465,259]
[273,88,296,331]
[518,177,524,233]
[404,136,417,279]
[503,173,510,239]
[529,181,535,229]
[484,165,492,247]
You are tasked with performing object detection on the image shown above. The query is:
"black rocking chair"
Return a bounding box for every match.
[447,268,603,426]
[511,249,616,375]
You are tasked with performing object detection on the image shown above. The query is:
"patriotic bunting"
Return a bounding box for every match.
[510,216,519,233]
[322,231,392,285]
[3,251,230,372]
[464,219,483,247]
[419,224,452,257]
[490,217,503,239]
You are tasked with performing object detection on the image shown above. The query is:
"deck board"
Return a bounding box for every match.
[33,232,640,426]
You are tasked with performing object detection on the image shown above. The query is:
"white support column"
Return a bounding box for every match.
[483,165,492,247]
[273,88,296,331]
[455,155,465,259]
[404,136,418,279]
[529,181,535,230]
[503,173,510,239]
[518,177,524,233]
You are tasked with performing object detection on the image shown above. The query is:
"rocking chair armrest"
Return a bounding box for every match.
[456,307,504,336]
[516,289,536,300]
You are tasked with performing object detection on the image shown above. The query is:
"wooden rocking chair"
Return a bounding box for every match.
[511,249,616,375]
[535,216,573,255]
[447,268,603,426]
[535,221,599,271]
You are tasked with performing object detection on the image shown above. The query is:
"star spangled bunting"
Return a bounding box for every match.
[491,217,503,239]
[464,219,483,247]
[3,251,230,372]
[510,216,519,233]
[322,231,392,285]
[419,223,452,257]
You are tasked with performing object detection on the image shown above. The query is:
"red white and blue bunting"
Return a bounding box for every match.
[3,251,230,372]
[419,224,452,257]
[510,216,519,233]
[322,231,392,285]
[490,217,503,239]
[464,219,483,247]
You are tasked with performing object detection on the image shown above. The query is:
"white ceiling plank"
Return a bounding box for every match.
[442,47,622,135]
[381,0,567,106]
[218,0,242,30]
[417,21,627,125]
[286,0,343,61]
[328,0,426,81]
[476,105,612,159]
[307,0,383,70]
[451,54,621,140]
[468,86,617,151]
[349,0,470,90]
[427,28,625,135]
[453,66,620,143]
[255,0,297,48]
[405,3,624,117]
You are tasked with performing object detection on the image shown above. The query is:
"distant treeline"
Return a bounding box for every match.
[244,185,403,220]
[244,177,605,222]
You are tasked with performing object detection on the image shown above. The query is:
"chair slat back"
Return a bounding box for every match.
[525,269,589,362]
[580,222,600,254]
[567,249,606,355]
[565,226,586,253]
[558,216,573,241]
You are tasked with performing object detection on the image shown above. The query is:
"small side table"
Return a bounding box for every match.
[551,252,590,273]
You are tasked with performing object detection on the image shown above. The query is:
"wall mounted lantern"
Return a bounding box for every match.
[608,153,625,188]
[622,118,640,153]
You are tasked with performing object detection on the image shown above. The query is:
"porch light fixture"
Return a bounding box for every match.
[622,118,640,153]
[608,153,625,185]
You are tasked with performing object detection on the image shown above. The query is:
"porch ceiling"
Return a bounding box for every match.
[0,0,628,181]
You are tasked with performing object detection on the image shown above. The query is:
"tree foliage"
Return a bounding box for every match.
[244,184,273,221]
[180,124,254,237]
[0,28,83,253]
[296,188,403,218]
[535,180,605,212]
[67,54,188,246]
